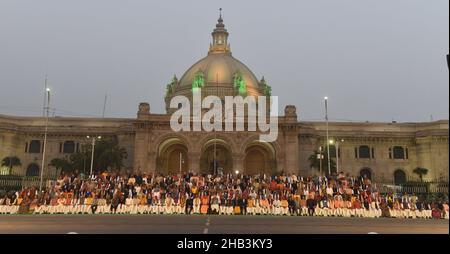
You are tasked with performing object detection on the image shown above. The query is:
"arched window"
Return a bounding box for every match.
[393,146,405,159]
[394,169,407,185]
[358,145,370,159]
[28,140,41,153]
[26,163,40,176]
[63,141,75,154]
[360,168,372,180]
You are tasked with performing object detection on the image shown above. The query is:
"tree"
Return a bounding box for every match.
[1,156,21,175]
[94,138,128,171]
[49,157,73,174]
[69,149,89,174]
[413,167,429,182]
[308,150,336,175]
[70,137,128,174]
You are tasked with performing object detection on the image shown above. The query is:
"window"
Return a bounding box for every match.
[393,146,405,159]
[360,168,372,180]
[358,146,371,159]
[28,140,41,153]
[63,141,75,154]
[354,147,358,158]
[25,142,28,153]
[394,169,407,185]
[26,163,40,176]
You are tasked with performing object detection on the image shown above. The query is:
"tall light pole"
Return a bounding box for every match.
[324,96,331,175]
[318,146,323,175]
[87,135,101,176]
[39,88,51,191]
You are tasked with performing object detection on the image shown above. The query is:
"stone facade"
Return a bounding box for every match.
[0,16,447,182]
[0,112,448,182]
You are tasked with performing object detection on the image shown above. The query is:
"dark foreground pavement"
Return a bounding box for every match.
[0,215,447,234]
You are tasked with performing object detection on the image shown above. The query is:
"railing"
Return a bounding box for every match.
[0,174,58,192]
[376,180,449,195]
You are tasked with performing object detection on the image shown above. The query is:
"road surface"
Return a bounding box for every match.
[0,215,447,234]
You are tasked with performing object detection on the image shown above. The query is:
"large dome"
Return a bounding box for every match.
[164,14,272,113]
[178,53,262,95]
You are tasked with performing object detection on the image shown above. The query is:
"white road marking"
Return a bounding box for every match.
[368,232,379,234]
[67,232,78,234]
[203,217,211,234]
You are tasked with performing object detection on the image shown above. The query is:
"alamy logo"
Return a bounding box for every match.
[169,89,278,142]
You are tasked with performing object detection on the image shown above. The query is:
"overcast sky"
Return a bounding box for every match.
[0,0,448,122]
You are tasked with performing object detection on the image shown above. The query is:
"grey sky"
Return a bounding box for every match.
[0,0,448,122]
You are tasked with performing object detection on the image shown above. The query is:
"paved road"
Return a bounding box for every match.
[0,215,447,234]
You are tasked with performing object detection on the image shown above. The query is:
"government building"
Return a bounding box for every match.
[0,15,448,184]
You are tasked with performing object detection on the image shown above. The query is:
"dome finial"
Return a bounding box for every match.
[209,8,230,54]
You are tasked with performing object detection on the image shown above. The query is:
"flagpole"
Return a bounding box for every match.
[40,88,51,191]
[324,97,331,175]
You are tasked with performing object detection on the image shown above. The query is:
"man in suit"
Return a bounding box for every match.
[306,196,316,216]
[288,196,297,216]
[185,193,194,215]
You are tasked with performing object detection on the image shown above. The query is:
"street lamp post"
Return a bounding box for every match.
[324,96,331,175]
[87,135,101,176]
[39,88,51,191]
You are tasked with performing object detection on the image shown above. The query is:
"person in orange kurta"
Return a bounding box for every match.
[200,193,210,214]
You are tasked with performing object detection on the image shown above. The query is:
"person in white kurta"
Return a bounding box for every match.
[164,195,174,215]
[193,196,201,214]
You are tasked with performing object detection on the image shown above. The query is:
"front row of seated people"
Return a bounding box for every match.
[0,193,448,219]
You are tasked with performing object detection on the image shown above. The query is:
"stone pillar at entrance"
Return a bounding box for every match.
[232,153,244,173]
[283,105,299,174]
[188,152,201,173]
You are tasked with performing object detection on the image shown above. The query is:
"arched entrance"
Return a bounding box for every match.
[244,141,276,176]
[200,139,232,174]
[156,138,189,174]
[26,163,40,176]
[360,167,372,180]
[394,169,407,185]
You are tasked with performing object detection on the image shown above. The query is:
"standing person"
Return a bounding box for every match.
[91,194,98,214]
[240,195,247,215]
[110,195,119,214]
[306,195,316,216]
[288,196,297,216]
[185,193,194,215]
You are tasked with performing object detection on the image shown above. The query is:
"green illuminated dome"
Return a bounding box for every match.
[164,14,272,113]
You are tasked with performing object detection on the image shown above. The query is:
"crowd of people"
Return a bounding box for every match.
[0,170,448,219]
